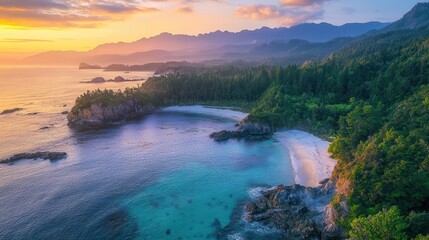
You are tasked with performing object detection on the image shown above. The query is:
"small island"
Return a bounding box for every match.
[80,76,145,84]
[79,63,102,69]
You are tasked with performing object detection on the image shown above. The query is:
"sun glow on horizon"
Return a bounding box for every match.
[0,0,422,62]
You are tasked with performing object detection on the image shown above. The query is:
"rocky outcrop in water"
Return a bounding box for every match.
[113,76,125,82]
[1,108,23,115]
[210,118,272,141]
[244,180,342,240]
[90,77,106,83]
[0,152,67,164]
[67,100,157,128]
[80,76,144,84]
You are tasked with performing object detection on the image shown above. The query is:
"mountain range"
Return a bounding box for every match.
[21,22,388,66]
[20,2,429,66]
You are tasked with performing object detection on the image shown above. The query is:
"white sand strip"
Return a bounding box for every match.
[275,130,337,187]
[161,105,248,121]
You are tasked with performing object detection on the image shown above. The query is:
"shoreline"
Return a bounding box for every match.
[160,105,248,122]
[67,103,336,187]
[275,130,337,187]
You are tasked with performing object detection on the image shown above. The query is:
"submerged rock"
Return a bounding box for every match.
[1,108,23,115]
[0,152,67,164]
[244,181,342,240]
[105,210,139,240]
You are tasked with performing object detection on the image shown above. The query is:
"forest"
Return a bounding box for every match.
[73,25,429,238]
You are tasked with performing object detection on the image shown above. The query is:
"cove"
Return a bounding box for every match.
[0,106,294,239]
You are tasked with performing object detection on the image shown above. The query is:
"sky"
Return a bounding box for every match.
[0,0,423,58]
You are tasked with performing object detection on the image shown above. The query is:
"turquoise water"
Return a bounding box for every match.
[0,104,294,239]
[115,108,295,239]
[0,67,294,239]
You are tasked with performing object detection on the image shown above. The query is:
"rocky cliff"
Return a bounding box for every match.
[244,180,343,240]
[67,100,157,128]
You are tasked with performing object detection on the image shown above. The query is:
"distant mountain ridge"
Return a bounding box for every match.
[21,22,388,66]
[90,22,388,55]
[381,2,429,32]
[231,2,429,65]
[21,0,429,67]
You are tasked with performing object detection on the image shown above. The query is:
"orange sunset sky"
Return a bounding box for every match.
[0,0,421,61]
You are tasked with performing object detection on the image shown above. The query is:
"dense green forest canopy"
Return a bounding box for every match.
[73,25,429,238]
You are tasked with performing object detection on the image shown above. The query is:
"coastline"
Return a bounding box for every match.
[67,102,335,188]
[275,130,337,187]
[160,105,248,122]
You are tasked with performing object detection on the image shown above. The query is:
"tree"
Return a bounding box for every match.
[349,206,408,240]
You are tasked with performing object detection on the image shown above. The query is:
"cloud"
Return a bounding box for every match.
[235,5,283,20]
[0,0,159,28]
[236,0,328,26]
[280,0,327,6]
[176,7,193,14]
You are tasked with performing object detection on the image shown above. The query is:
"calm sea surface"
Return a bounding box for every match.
[0,67,294,239]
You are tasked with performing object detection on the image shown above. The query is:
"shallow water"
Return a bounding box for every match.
[0,67,294,239]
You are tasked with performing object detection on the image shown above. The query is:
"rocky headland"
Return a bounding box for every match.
[210,118,272,141]
[67,100,157,128]
[79,63,102,69]
[0,152,67,164]
[244,180,343,240]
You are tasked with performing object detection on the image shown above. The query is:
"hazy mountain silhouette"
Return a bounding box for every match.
[225,3,429,66]
[21,22,388,66]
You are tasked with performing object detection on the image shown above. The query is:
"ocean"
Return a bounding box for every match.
[0,67,294,239]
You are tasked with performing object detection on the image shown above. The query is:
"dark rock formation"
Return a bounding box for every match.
[79,63,102,69]
[1,108,23,115]
[105,210,139,240]
[80,76,144,84]
[113,76,125,82]
[90,77,106,83]
[61,111,69,115]
[67,100,157,128]
[215,199,284,239]
[210,118,272,141]
[210,130,271,142]
[0,152,67,164]
[244,181,342,240]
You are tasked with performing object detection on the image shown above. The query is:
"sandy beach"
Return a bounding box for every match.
[275,130,337,187]
[161,105,248,122]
